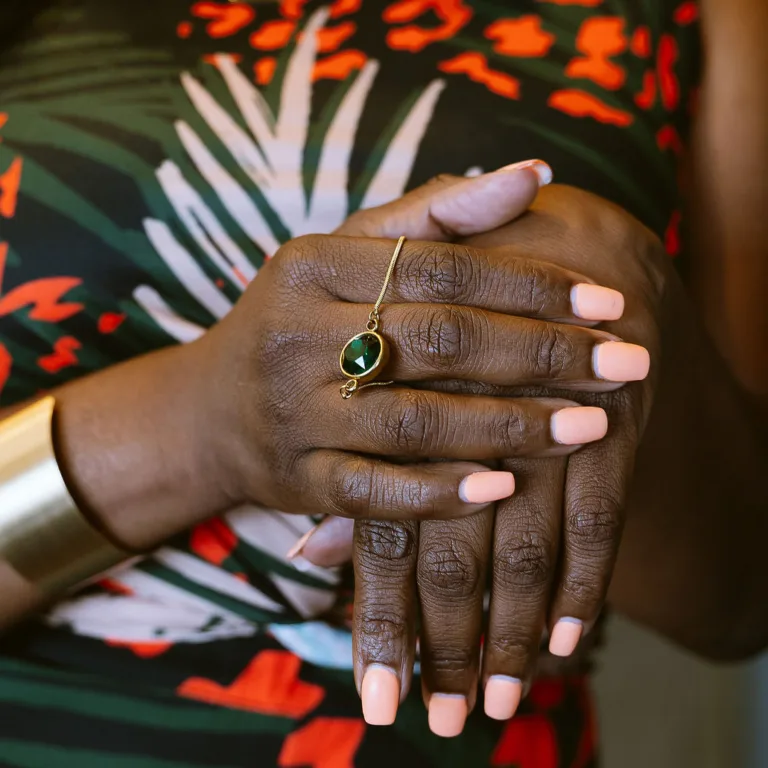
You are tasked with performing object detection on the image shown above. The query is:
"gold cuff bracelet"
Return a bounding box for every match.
[0,396,129,595]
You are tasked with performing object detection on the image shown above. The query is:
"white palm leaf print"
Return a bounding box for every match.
[135,7,445,342]
[48,9,447,654]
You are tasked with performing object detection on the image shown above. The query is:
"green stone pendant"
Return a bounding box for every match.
[339,332,388,382]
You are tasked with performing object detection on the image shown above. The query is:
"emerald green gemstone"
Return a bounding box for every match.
[341,333,382,377]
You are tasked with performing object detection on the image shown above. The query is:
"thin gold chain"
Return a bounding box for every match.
[367,235,406,331]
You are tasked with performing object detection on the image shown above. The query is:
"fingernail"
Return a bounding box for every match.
[496,159,553,187]
[593,342,651,382]
[571,284,625,321]
[459,471,515,504]
[551,407,608,446]
[428,694,468,737]
[484,676,523,721]
[289,555,313,573]
[549,618,583,657]
[286,527,317,560]
[361,665,400,726]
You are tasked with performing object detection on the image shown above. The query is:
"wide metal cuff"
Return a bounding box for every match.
[0,396,128,594]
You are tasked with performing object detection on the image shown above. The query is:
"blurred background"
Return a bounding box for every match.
[594,616,768,767]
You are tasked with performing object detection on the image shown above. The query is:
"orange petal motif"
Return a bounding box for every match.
[255,57,277,85]
[674,1,699,25]
[179,650,325,718]
[250,20,296,50]
[191,2,256,38]
[97,312,126,334]
[190,518,238,566]
[38,336,81,374]
[106,640,173,658]
[634,70,657,109]
[630,25,651,57]
[0,157,23,219]
[384,0,473,52]
[0,342,11,398]
[485,16,556,58]
[0,241,7,293]
[278,718,366,768]
[313,50,367,81]
[548,89,633,126]
[0,277,83,322]
[439,52,521,99]
[565,17,628,90]
[657,34,680,110]
[317,22,356,53]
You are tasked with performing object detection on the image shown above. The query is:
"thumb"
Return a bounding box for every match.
[335,159,552,240]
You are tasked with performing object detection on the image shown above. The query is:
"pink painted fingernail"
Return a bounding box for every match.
[361,665,400,726]
[549,618,583,657]
[286,527,317,560]
[459,471,515,504]
[551,407,608,446]
[484,676,523,721]
[428,694,468,737]
[593,342,651,382]
[497,159,553,187]
[571,284,625,321]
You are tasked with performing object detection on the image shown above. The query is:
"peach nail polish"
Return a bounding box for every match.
[593,342,651,382]
[571,284,625,321]
[286,527,317,560]
[428,694,468,738]
[496,160,553,187]
[361,665,400,726]
[551,407,608,446]
[459,471,516,505]
[549,618,583,657]
[484,676,523,721]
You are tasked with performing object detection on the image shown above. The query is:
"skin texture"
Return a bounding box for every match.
[342,0,768,730]
[0,165,629,627]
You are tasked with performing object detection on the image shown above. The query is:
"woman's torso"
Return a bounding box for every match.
[0,1,699,765]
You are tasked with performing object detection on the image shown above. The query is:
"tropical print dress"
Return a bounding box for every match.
[0,1,700,766]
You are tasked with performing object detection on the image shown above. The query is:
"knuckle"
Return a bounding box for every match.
[560,571,606,608]
[530,325,578,380]
[566,491,624,552]
[406,244,474,304]
[406,305,473,372]
[494,533,553,590]
[326,457,374,518]
[513,260,560,314]
[357,607,410,649]
[419,540,482,599]
[356,521,416,563]
[380,389,432,453]
[427,647,476,676]
[273,234,327,291]
[487,633,534,665]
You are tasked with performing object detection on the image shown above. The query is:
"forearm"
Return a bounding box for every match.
[610,273,768,659]
[0,338,235,628]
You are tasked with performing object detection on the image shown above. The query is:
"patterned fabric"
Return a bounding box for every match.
[0,1,700,765]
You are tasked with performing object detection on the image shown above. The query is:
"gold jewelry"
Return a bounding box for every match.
[339,236,406,399]
[0,396,129,595]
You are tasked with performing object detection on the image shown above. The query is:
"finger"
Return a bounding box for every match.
[547,395,639,658]
[418,510,494,737]
[296,451,515,520]
[332,302,648,389]
[353,519,419,726]
[335,161,550,240]
[280,235,625,324]
[287,516,355,568]
[332,387,609,459]
[481,458,566,721]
